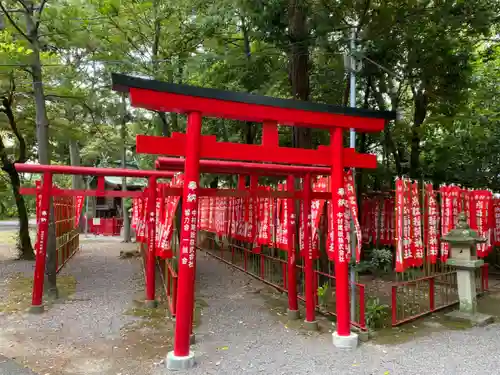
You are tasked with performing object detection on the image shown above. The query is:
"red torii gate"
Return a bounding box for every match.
[15,164,176,312]
[112,73,395,369]
[156,157,335,331]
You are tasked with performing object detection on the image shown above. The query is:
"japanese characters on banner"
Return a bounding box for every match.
[439,184,461,262]
[179,179,198,269]
[257,188,272,246]
[75,196,85,226]
[493,198,500,246]
[276,184,289,251]
[325,170,362,263]
[467,190,493,257]
[344,170,362,262]
[394,178,424,272]
[410,182,424,267]
[394,178,405,272]
[424,183,439,264]
[311,177,328,255]
[300,177,327,259]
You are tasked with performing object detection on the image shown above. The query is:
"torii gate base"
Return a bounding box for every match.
[112,73,394,369]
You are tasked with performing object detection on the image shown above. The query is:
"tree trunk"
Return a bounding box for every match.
[152,0,170,137]
[356,80,371,222]
[0,82,34,260]
[69,140,85,231]
[370,80,403,175]
[24,3,57,298]
[288,0,312,149]
[8,168,34,259]
[409,91,428,179]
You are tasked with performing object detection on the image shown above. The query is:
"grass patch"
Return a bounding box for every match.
[0,229,37,246]
[0,272,76,313]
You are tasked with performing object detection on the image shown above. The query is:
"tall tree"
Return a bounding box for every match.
[0,74,34,259]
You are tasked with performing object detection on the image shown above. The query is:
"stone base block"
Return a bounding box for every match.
[166,351,195,370]
[332,331,359,349]
[445,310,494,327]
[144,300,158,308]
[28,305,44,314]
[303,320,318,331]
[190,333,196,345]
[287,309,300,320]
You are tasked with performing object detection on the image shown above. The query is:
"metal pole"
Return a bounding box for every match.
[348,27,357,323]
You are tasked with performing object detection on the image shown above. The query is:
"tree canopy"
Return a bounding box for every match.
[0,0,498,213]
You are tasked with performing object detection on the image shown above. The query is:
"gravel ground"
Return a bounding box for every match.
[152,251,500,375]
[2,238,500,375]
[0,237,154,375]
[0,355,38,375]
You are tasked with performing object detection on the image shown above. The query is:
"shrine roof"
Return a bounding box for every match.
[111,73,396,121]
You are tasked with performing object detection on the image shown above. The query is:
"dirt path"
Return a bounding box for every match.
[0,237,175,375]
[2,238,500,375]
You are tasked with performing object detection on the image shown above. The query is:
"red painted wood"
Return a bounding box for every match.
[129,88,385,132]
[14,163,176,178]
[138,134,377,169]
[21,186,331,201]
[156,157,333,176]
[31,172,51,308]
[262,121,279,147]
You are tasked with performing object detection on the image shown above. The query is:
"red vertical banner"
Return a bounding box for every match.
[469,190,493,258]
[137,197,146,243]
[493,198,500,246]
[394,178,405,272]
[344,170,362,263]
[411,182,424,267]
[379,198,387,246]
[277,183,289,251]
[132,198,139,229]
[258,187,271,245]
[371,199,380,246]
[328,177,348,262]
[424,183,439,264]
[311,177,327,256]
[402,179,413,267]
[361,198,371,244]
[145,177,157,303]
[440,185,452,262]
[75,195,84,227]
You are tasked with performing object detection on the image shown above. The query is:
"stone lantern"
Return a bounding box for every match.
[441,212,493,325]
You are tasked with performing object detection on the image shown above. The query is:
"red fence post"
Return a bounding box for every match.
[358,284,366,330]
[429,278,435,311]
[30,172,52,313]
[169,111,202,369]
[303,173,318,330]
[331,127,357,347]
[145,176,157,308]
[482,263,489,291]
[286,175,299,319]
[391,285,398,326]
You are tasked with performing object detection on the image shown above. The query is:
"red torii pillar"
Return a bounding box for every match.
[155,157,335,326]
[112,72,394,369]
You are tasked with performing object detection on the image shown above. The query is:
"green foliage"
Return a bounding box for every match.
[0,0,498,225]
[370,248,393,274]
[365,297,390,330]
[317,282,329,309]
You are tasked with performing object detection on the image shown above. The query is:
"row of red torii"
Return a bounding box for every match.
[16,73,395,370]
